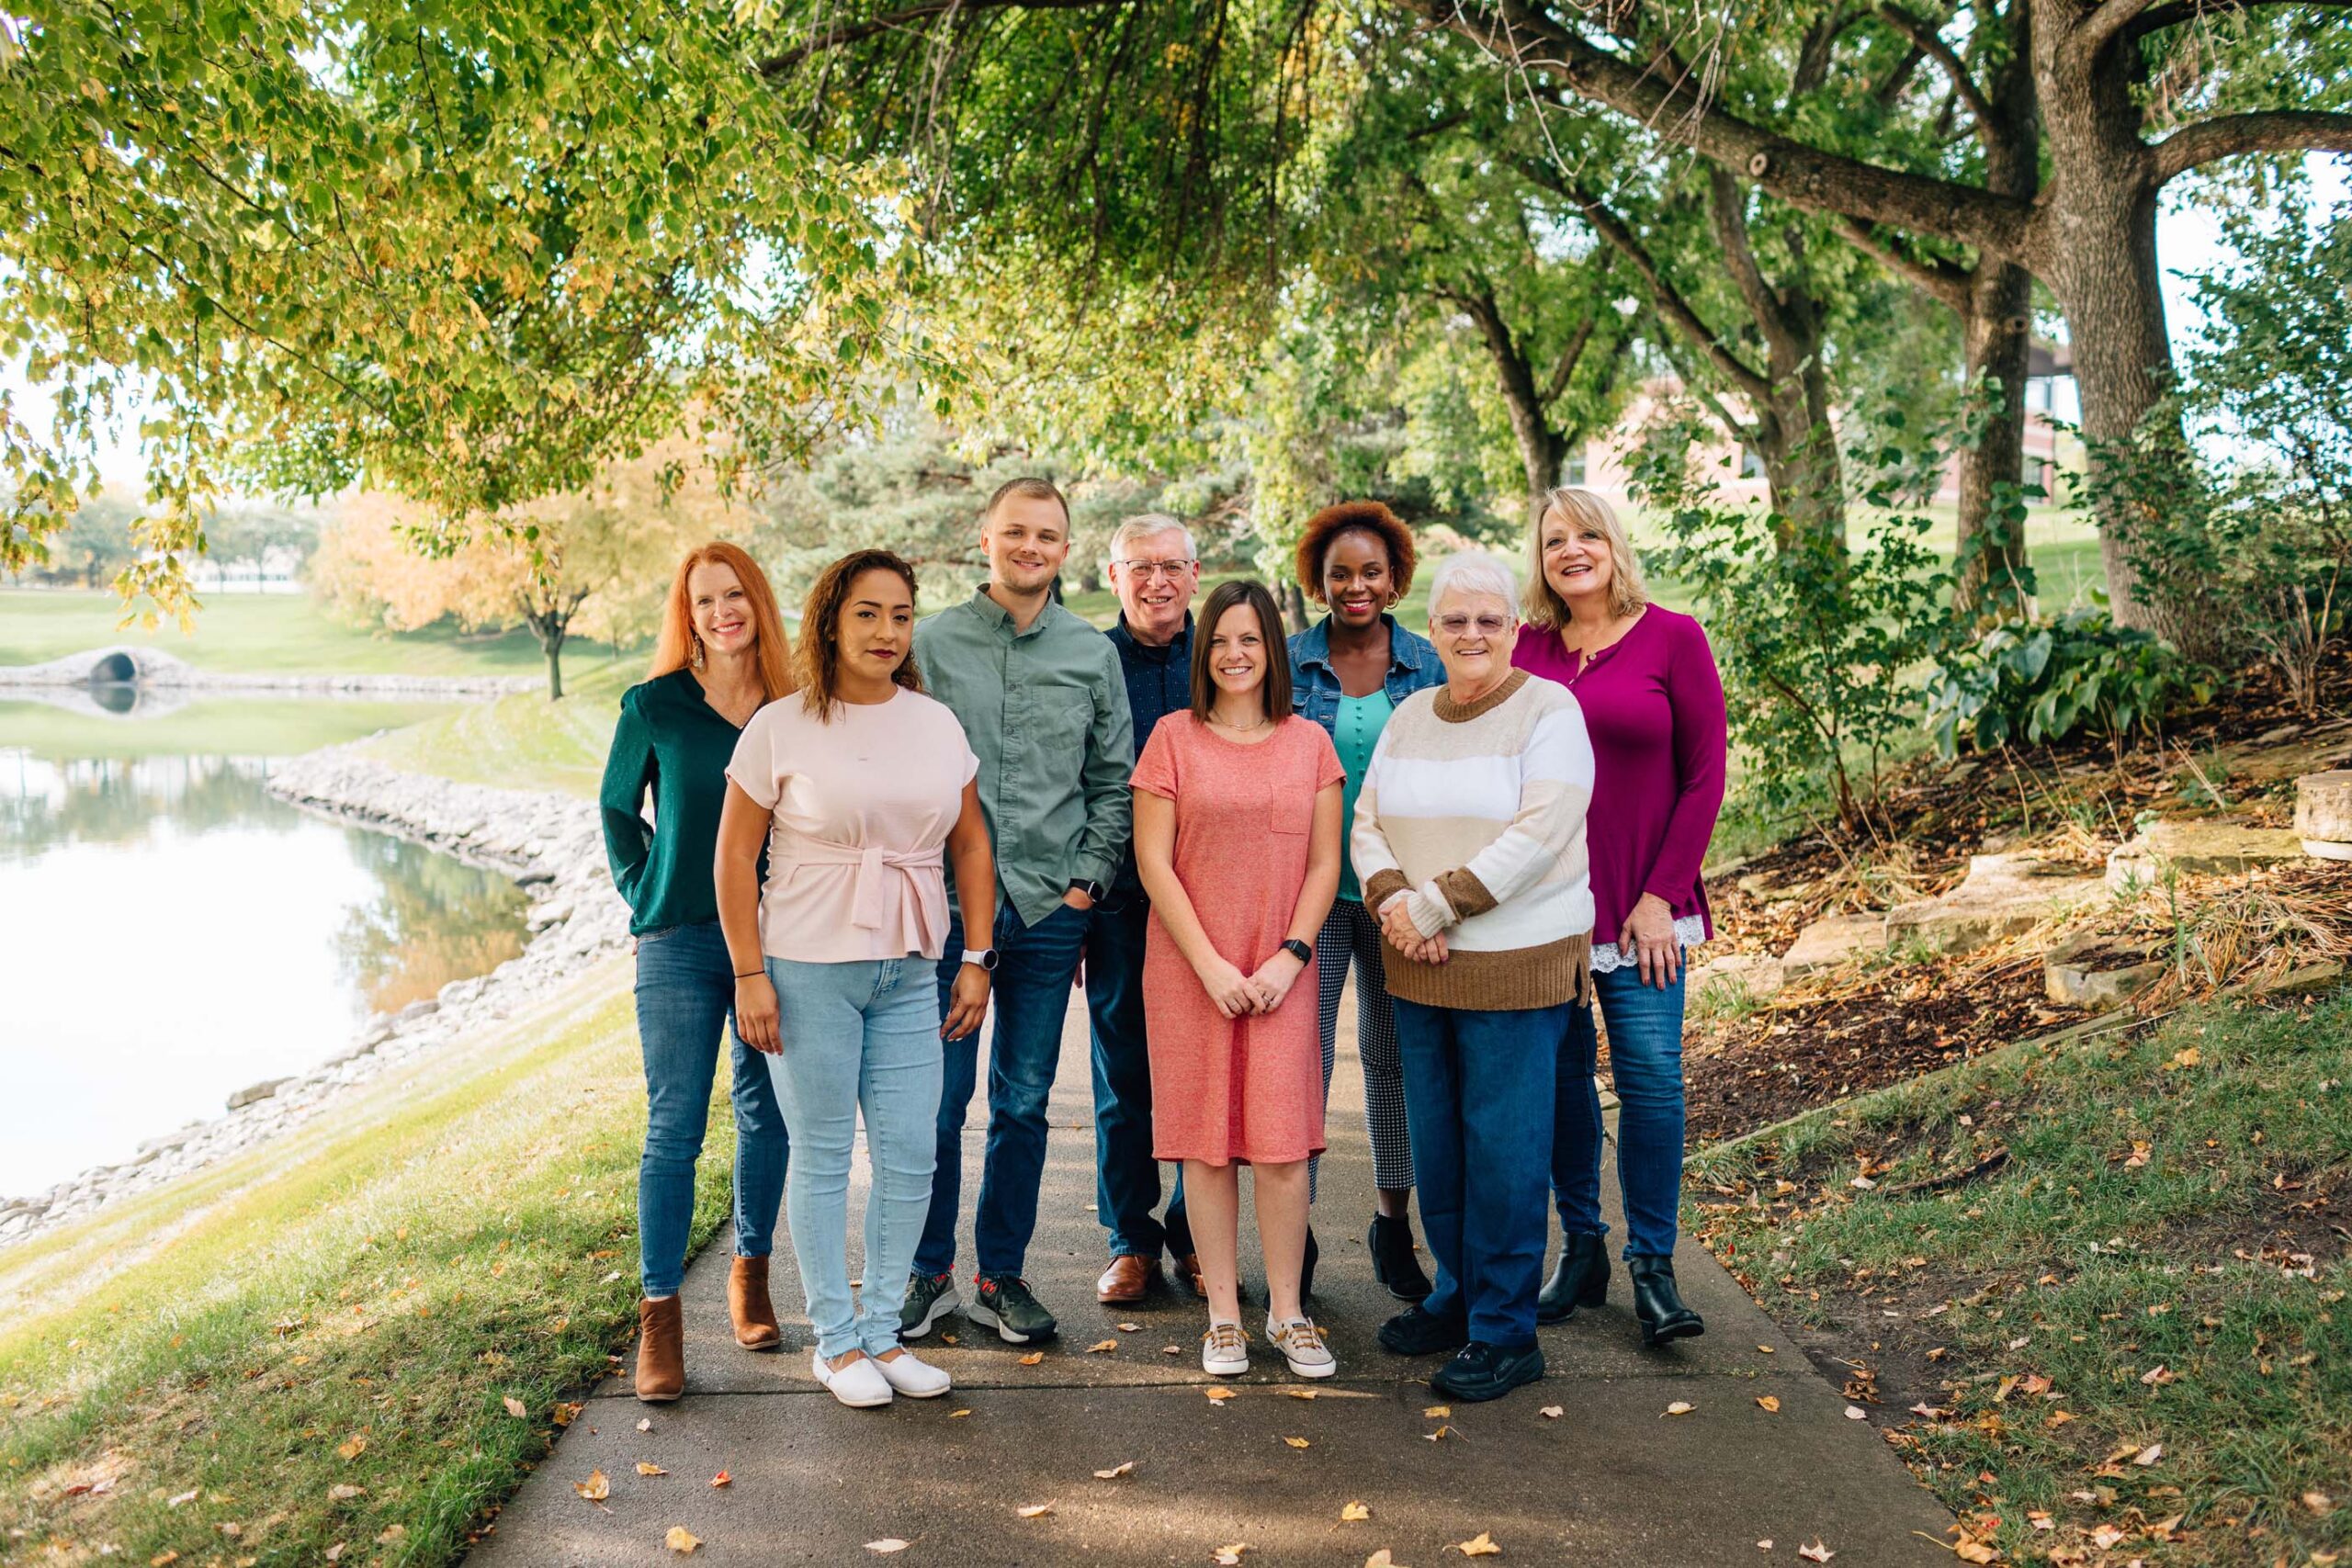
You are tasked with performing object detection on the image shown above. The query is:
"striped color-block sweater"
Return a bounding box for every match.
[1351,668,1596,1011]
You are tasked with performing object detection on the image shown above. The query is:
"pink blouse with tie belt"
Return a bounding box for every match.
[724,688,980,962]
[1509,606,1728,945]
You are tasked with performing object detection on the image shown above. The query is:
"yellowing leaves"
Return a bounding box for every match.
[573,1471,610,1503]
[1093,1461,1136,1480]
[1755,1396,1781,1413]
[1018,1351,1046,1367]
[710,1472,732,1488]
[1455,1532,1501,1556]
[1204,1386,1236,1402]
[1214,1546,1250,1565]
[1664,1401,1696,1416]
[1341,1501,1373,1521]
[637,1462,668,1476]
[1087,1339,1120,1353]
[502,1394,529,1419]
[665,1525,702,1554]
[334,1435,368,1461]
[1422,1404,1452,1418]
[1283,1436,1311,1450]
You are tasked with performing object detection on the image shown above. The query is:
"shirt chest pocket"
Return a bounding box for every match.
[1266,749,1317,837]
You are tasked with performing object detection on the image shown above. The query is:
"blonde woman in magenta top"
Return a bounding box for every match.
[714,550,997,1411]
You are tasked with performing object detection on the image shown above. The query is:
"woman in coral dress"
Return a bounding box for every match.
[1132,580,1345,1381]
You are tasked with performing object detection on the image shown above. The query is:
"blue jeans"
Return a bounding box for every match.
[1393,997,1566,1349]
[1555,965,1688,1258]
[633,921,789,1299]
[915,900,1091,1279]
[763,954,944,1359]
[1082,889,1190,1259]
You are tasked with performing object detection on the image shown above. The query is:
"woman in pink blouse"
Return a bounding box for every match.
[1510,488,1727,1349]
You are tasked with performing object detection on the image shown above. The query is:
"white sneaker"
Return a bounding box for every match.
[1267,1315,1336,1379]
[812,1350,894,1408]
[1202,1320,1250,1377]
[872,1348,952,1398]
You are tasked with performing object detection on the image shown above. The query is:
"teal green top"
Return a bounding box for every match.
[910,587,1134,928]
[1332,687,1394,902]
[599,668,756,936]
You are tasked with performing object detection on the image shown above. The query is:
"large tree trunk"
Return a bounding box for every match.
[1754,320,1846,553]
[1952,264,2037,619]
[1452,285,1567,524]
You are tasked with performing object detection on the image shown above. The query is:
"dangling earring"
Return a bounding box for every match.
[690,634,706,671]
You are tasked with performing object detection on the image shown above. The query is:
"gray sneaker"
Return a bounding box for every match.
[967,1273,1057,1344]
[1267,1315,1336,1379]
[899,1271,959,1340]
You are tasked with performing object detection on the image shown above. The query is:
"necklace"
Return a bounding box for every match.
[1210,709,1270,733]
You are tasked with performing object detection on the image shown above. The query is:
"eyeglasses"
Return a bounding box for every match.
[1112,558,1197,579]
[1435,614,1512,637]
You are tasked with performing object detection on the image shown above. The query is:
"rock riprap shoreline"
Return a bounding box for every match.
[0,748,628,1250]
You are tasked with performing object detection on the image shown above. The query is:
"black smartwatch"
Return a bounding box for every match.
[1281,937,1313,964]
[1068,877,1106,903]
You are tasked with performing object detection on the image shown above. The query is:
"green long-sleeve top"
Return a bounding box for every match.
[600,668,760,935]
[911,587,1134,928]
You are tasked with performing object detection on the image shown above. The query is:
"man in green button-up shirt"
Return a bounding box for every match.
[903,477,1135,1346]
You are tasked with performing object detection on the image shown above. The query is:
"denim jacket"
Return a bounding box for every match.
[1287,612,1447,732]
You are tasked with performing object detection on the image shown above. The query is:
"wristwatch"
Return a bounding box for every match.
[960,947,999,972]
[1281,937,1313,964]
[1068,877,1106,903]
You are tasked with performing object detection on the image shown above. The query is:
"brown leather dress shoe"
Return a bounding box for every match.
[729,1253,782,1350]
[1095,1254,1161,1304]
[1171,1253,1208,1299]
[636,1295,684,1403]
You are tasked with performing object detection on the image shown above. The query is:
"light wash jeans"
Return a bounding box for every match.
[634,921,787,1299]
[763,953,944,1359]
[1555,964,1688,1259]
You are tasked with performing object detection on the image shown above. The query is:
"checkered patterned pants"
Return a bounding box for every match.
[1312,897,1416,1200]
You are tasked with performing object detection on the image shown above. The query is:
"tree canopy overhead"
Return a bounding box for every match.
[2,0,933,616]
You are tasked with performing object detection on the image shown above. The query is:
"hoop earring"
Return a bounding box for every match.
[690,634,707,671]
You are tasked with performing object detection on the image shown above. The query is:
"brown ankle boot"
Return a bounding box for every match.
[729,1253,782,1350]
[636,1295,684,1402]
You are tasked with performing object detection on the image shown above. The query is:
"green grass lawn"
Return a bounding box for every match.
[1685,992,2352,1566]
[0,589,632,679]
[0,961,727,1568]
[0,697,458,761]
[356,661,635,798]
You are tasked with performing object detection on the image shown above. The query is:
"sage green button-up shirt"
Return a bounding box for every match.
[913,587,1135,929]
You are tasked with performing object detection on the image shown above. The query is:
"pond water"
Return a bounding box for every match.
[0,697,532,1200]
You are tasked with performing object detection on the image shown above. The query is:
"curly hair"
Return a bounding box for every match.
[797,549,925,722]
[1292,500,1419,604]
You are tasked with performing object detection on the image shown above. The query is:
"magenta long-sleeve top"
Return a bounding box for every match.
[1510,606,1728,946]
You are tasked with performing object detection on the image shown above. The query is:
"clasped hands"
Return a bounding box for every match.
[1194,947,1307,1021]
[1376,893,1450,965]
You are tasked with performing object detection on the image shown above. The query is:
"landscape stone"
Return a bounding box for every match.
[1689,951,1786,1000]
[2106,820,2311,890]
[1884,853,2106,958]
[2296,771,2352,860]
[226,1077,295,1111]
[1781,911,1886,976]
[2044,934,2166,1011]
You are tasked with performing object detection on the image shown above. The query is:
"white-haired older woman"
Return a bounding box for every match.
[1351,550,1596,1404]
[1510,488,1725,1349]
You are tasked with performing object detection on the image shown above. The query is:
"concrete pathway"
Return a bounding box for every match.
[470,983,1956,1566]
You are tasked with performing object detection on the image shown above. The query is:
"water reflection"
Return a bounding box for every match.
[0,749,529,1198]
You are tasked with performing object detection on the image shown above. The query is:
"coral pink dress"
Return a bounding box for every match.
[1131,713,1346,1166]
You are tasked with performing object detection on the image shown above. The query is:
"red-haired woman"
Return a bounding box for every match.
[601,541,797,1403]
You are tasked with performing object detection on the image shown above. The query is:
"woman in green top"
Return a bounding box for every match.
[600,541,796,1403]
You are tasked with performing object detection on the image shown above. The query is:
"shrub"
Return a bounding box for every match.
[1924,603,2210,759]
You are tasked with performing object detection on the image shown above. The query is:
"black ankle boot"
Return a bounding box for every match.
[1300,1226,1319,1300]
[1627,1255,1703,1348]
[1536,1232,1610,1325]
[1367,1213,1433,1302]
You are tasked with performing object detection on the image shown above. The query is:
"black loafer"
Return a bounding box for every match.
[1430,1339,1546,1403]
[1536,1232,1611,1324]
[1377,1303,1470,1357]
[1628,1255,1704,1348]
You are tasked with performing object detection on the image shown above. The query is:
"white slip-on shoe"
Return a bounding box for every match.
[812,1350,894,1408]
[1267,1315,1337,1380]
[1201,1319,1250,1377]
[872,1348,952,1398]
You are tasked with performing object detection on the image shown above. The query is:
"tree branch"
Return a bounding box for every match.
[756,0,1124,76]
[2149,108,2352,185]
[2075,0,2165,63]
[1570,187,1773,407]
[1836,215,1972,310]
[2127,0,2352,39]
[1542,303,1601,408]
[1875,4,1992,140]
[1705,167,1787,349]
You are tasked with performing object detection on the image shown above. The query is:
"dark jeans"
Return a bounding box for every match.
[1555,964,1688,1258]
[915,900,1091,1279]
[632,920,789,1299]
[1081,889,1192,1259]
[1393,996,1566,1349]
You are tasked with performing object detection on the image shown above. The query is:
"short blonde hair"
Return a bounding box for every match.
[1523,487,1648,627]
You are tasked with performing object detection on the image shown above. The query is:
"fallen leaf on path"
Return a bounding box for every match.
[1365,1551,1404,1568]
[1341,1501,1372,1521]
[1757,1345,1775,1353]
[1163,1345,1182,1356]
[1093,1461,1136,1479]
[573,1471,610,1503]
[1088,1339,1119,1353]
[637,1418,652,1433]
[865,1541,910,1555]
[503,1395,528,1419]
[1213,1545,1249,1564]
[637,1463,667,1476]
[1288,1388,1318,1400]
[1117,1322,1141,1332]
[1756,1396,1781,1413]
[1018,1351,1045,1366]
[1283,1437,1310,1450]
[665,1526,701,1554]
[328,1483,365,1501]
[1424,1425,1456,1441]
[1844,1405,1868,1420]
[1455,1532,1501,1557]
[1539,1405,1563,1419]
[942,1335,958,1346]
[168,1489,200,1507]
[552,1402,582,1427]
[1204,1387,1235,1402]
[710,1472,731,1488]
[1796,1542,1834,1563]
[1757,1542,1772,1551]
[334,1436,367,1461]
[1664,1402,1695,1416]
[1423,1404,1452,1418]
[1017,1503,1055,1518]
[1951,1535,1998,1564]
[2132,1443,2163,1466]
[949,1409,970,1417]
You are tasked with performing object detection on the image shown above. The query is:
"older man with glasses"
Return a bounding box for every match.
[1084,513,1206,1304]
